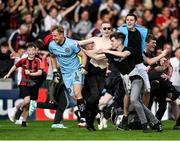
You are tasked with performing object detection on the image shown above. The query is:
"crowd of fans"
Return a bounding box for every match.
[0,0,180,131]
[0,0,180,77]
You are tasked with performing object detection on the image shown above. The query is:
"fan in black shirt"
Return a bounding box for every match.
[105,47,135,76]
[128,29,143,64]
[98,32,162,132]
[99,32,138,128]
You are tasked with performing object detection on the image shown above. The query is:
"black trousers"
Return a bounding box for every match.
[37,83,67,124]
[148,71,167,120]
[84,63,106,110]
[82,63,106,127]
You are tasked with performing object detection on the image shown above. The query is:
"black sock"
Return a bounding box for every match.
[15,108,23,120]
[21,121,27,127]
[77,99,86,119]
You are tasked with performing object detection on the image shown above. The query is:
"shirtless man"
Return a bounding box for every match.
[78,22,112,130]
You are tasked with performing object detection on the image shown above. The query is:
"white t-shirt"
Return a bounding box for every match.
[44,14,62,31]
[170,57,180,86]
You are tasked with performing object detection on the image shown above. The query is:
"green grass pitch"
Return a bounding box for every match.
[0,120,179,140]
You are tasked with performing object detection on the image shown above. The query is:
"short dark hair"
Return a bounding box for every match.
[26,43,37,49]
[0,40,8,47]
[126,13,137,21]
[23,11,32,16]
[110,32,126,44]
[49,6,57,13]
[51,25,64,33]
[146,34,156,43]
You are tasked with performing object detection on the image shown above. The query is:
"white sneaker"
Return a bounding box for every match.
[29,100,37,116]
[51,124,67,128]
[15,119,22,125]
[78,118,87,128]
[7,108,17,122]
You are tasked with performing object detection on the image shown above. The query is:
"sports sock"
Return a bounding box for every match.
[77,99,86,119]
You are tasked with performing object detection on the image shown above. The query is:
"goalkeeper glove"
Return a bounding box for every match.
[80,64,88,75]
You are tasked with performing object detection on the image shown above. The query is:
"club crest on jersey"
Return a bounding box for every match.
[65,48,71,53]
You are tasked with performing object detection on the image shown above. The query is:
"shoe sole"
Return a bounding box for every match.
[78,123,87,128]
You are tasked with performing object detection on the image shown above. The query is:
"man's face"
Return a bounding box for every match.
[110,37,120,49]
[126,16,136,30]
[101,23,112,37]
[50,8,58,18]
[147,39,156,52]
[24,14,32,24]
[52,30,64,44]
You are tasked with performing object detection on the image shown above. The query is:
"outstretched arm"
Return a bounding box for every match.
[143,49,168,65]
[82,48,106,60]
[4,65,17,79]
[105,50,131,58]
[61,1,80,17]
[77,37,95,47]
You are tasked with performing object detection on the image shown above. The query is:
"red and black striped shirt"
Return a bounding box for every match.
[15,57,42,86]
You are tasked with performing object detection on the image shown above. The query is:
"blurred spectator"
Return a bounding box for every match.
[170,29,180,54]
[74,0,98,23]
[86,19,103,38]
[98,0,120,25]
[6,0,24,35]
[8,24,29,54]
[131,3,144,18]
[120,0,135,18]
[20,0,40,24]
[152,26,167,49]
[142,9,155,30]
[170,47,180,92]
[155,7,171,32]
[169,47,180,122]
[152,0,164,18]
[0,41,14,78]
[167,0,179,19]
[43,1,80,32]
[143,0,153,9]
[23,11,40,42]
[136,16,143,26]
[73,10,92,40]
[99,9,111,22]
[59,7,72,37]
[0,1,8,38]
[116,17,125,28]
[24,0,37,13]
[163,43,173,58]
[166,17,179,42]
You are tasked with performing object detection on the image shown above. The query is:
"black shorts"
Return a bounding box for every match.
[105,73,125,97]
[19,85,39,100]
[105,73,125,108]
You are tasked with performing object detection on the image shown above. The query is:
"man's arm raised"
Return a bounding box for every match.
[77,37,96,46]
